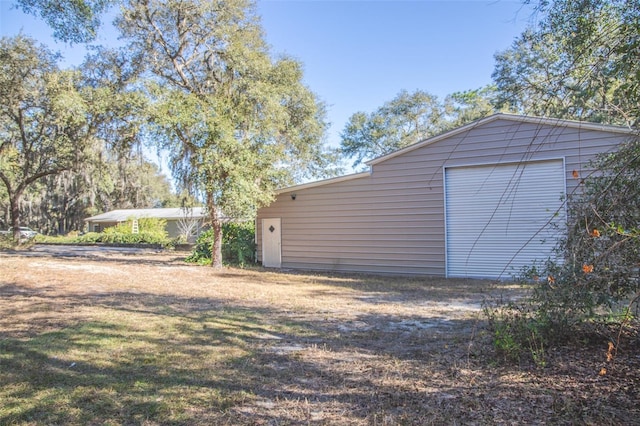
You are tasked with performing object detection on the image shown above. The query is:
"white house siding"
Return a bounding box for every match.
[85,208,208,241]
[256,115,633,277]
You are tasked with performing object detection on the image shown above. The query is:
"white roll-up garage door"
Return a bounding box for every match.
[445,159,566,279]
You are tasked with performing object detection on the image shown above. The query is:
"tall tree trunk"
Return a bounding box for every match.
[9,191,22,241]
[207,194,223,269]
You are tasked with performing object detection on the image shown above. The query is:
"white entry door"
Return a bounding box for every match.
[262,218,282,268]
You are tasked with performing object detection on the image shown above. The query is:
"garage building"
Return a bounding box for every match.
[256,114,634,279]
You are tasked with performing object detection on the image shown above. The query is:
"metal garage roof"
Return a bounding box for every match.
[85,208,207,223]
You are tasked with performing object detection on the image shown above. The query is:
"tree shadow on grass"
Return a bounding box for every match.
[0,286,279,424]
[0,278,637,424]
[0,280,481,423]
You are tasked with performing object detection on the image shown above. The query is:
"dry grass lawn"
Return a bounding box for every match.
[1,246,638,425]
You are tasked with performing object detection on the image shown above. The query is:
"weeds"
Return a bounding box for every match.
[528,328,546,369]
[484,297,553,368]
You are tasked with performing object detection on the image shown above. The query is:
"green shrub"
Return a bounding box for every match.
[222,222,256,265]
[35,233,80,244]
[76,232,102,243]
[0,234,14,249]
[185,229,213,264]
[76,218,172,247]
[185,222,256,266]
[485,140,640,364]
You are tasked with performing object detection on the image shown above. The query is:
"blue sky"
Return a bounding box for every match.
[1,0,534,152]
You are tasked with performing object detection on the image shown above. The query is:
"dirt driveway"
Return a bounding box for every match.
[18,243,167,257]
[5,244,514,332]
[1,246,638,425]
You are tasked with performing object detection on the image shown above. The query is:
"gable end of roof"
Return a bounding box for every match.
[366,113,636,166]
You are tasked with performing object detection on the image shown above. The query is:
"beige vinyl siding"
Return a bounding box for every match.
[257,116,632,276]
[257,172,446,275]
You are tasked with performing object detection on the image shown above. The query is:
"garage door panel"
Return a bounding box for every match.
[445,160,565,279]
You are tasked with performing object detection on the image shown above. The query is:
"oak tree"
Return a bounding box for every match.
[117,0,331,267]
[0,36,93,240]
[494,0,640,127]
[16,0,113,44]
[340,89,445,168]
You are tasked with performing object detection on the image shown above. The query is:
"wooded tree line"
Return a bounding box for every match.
[1,0,639,269]
[0,34,182,236]
[0,153,179,235]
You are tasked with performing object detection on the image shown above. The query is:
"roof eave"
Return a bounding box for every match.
[84,207,207,222]
[276,171,371,194]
